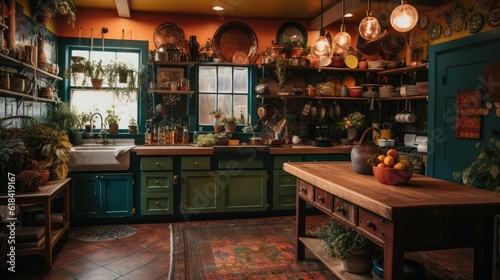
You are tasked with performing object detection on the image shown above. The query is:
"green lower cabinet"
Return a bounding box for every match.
[70,173,133,219]
[140,171,174,215]
[180,170,268,214]
[273,170,297,210]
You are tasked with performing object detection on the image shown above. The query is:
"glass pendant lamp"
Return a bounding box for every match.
[358,0,381,41]
[390,0,418,32]
[311,0,331,60]
[332,0,351,54]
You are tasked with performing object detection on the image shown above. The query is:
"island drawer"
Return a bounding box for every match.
[358,207,387,243]
[297,179,314,202]
[332,196,356,225]
[314,188,332,212]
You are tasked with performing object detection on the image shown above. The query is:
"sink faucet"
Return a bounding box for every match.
[90,113,109,144]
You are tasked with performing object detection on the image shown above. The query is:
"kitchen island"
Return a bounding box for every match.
[283,161,500,280]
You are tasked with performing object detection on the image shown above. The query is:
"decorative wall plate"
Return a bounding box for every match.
[446,3,467,32]
[468,13,484,33]
[213,21,258,63]
[419,15,429,30]
[477,0,499,9]
[427,22,442,40]
[486,6,500,27]
[232,51,249,64]
[444,27,452,37]
[276,21,308,45]
[152,22,185,49]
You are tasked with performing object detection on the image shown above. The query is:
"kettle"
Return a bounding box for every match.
[350,127,382,175]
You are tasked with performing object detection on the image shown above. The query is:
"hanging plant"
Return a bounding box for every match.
[274,56,286,93]
[29,0,78,28]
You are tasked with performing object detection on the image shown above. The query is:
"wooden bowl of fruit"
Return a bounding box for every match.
[371,149,413,186]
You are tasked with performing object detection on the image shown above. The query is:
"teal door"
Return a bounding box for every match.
[101,174,133,217]
[428,29,500,181]
[70,174,100,218]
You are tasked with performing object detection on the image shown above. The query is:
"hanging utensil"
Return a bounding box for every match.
[329,103,335,118]
[102,27,108,50]
[334,101,341,116]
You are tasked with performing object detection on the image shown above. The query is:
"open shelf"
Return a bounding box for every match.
[378,63,428,75]
[300,237,372,280]
[0,89,59,102]
[257,94,428,101]
[147,89,195,95]
[0,53,62,80]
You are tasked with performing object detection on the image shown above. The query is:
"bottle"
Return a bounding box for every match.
[188,35,199,61]
[182,126,189,144]
[164,126,171,144]
[171,126,178,144]
[157,126,165,145]
[144,119,152,145]
[152,124,158,144]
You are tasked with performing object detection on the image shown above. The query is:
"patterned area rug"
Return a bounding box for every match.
[168,216,338,280]
[70,225,138,242]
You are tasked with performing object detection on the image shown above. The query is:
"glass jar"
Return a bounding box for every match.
[182,126,189,144]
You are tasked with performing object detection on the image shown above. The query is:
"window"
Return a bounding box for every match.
[198,66,249,126]
[68,50,140,129]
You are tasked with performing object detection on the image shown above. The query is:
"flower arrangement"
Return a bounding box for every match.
[209,108,223,125]
[338,111,365,130]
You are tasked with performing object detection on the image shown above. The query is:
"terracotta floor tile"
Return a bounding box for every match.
[60,258,100,276]
[148,240,170,253]
[83,248,125,266]
[108,242,145,256]
[122,264,167,280]
[75,266,121,280]
[104,257,144,275]
[147,255,171,273]
[128,248,164,264]
[68,243,108,258]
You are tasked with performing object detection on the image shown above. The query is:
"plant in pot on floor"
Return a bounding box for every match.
[105,105,121,134]
[317,219,377,274]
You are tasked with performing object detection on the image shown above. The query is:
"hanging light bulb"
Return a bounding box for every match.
[332,0,351,54]
[311,0,331,60]
[358,0,381,41]
[390,0,418,32]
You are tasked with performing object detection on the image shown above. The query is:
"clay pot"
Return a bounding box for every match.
[350,127,381,175]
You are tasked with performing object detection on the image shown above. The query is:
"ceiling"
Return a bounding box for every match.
[74,0,453,28]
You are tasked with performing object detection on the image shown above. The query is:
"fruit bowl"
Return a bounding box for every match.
[372,166,413,186]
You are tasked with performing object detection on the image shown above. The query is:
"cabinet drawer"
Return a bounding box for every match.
[273,170,296,189]
[273,190,296,210]
[358,207,387,243]
[141,193,173,215]
[297,179,314,202]
[273,155,302,169]
[314,188,332,211]
[141,172,173,193]
[181,156,211,170]
[332,196,356,225]
[141,157,173,171]
[219,158,263,169]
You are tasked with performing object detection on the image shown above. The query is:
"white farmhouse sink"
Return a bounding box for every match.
[68,139,135,171]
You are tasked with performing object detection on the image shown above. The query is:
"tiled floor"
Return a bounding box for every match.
[1,217,498,280]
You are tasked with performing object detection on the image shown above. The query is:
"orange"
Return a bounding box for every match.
[393,162,406,169]
[377,154,386,163]
[387,149,398,159]
[377,162,387,168]
[384,155,395,167]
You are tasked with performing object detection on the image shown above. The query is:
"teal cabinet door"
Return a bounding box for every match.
[181,171,219,213]
[101,174,133,217]
[70,174,100,218]
[70,173,133,219]
[220,170,268,212]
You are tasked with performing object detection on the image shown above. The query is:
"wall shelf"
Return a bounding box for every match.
[378,63,428,75]
[0,53,62,80]
[147,90,195,95]
[257,94,428,101]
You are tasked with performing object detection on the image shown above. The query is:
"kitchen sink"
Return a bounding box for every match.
[68,139,135,171]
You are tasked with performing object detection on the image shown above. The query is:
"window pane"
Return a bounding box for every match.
[199,94,216,125]
[233,67,248,93]
[217,66,232,93]
[198,66,216,92]
[233,95,248,122]
[217,94,232,116]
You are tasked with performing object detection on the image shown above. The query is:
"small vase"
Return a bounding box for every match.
[38,36,48,72]
[188,35,199,61]
[347,128,358,140]
[225,124,236,133]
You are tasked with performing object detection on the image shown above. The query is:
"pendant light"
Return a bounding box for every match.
[310,0,331,60]
[390,0,418,32]
[332,0,351,55]
[358,0,381,41]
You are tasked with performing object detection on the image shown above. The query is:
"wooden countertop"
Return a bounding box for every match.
[132,144,353,155]
[283,161,500,221]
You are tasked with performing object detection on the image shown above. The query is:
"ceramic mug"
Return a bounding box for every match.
[292,135,301,144]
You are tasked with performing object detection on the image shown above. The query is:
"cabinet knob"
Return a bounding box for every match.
[300,187,307,194]
[220,172,224,177]
[195,161,198,165]
[101,176,104,179]
[155,162,159,165]
[336,207,346,215]
[155,201,159,205]
[155,180,159,184]
[367,221,376,229]
[286,179,290,182]
[95,176,99,179]
[318,196,324,203]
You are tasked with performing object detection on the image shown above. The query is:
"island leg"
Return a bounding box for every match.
[296,194,306,261]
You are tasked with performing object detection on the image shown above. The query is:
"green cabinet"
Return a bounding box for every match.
[272,155,302,210]
[140,157,174,215]
[180,155,268,214]
[70,173,133,219]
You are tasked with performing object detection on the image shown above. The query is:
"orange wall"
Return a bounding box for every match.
[53,7,351,55]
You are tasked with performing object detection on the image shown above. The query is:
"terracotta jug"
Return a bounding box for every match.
[38,36,48,72]
[350,127,381,175]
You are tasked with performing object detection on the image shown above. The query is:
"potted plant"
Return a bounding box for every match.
[84,59,106,89]
[63,56,86,86]
[209,108,223,133]
[337,111,366,140]
[105,62,145,101]
[29,0,78,28]
[317,219,376,274]
[199,38,218,62]
[274,56,286,93]
[453,136,500,192]
[105,105,121,134]
[128,117,138,134]
[42,101,84,144]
